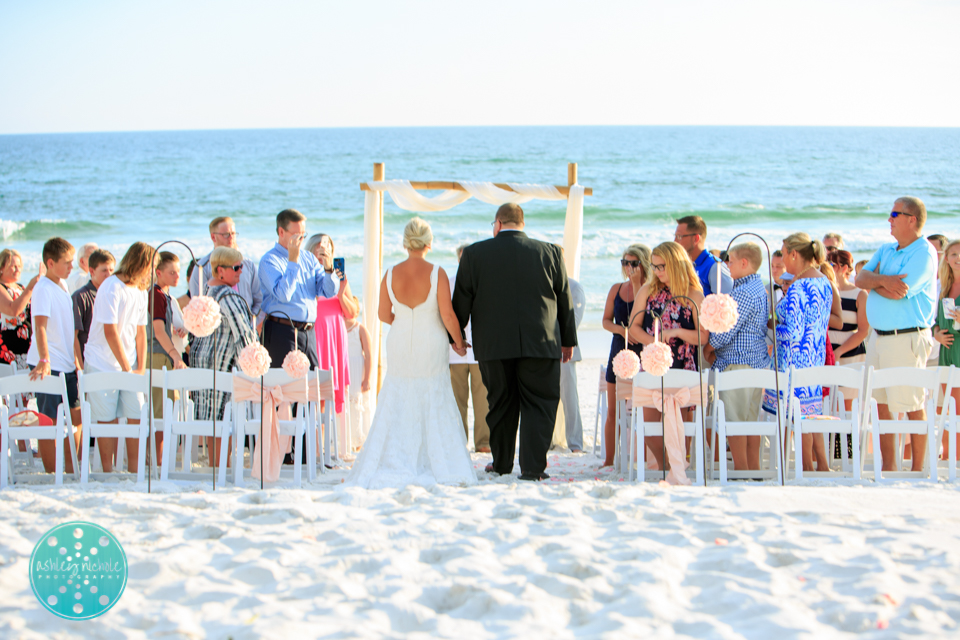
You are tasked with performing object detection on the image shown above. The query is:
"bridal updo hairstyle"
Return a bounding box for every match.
[403,217,433,251]
[783,232,827,265]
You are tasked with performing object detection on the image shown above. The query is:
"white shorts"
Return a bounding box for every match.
[84,364,145,422]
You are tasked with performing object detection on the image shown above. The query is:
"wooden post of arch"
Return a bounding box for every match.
[373,162,385,396]
[568,162,577,190]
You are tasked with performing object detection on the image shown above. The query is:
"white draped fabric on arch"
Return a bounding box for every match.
[360,165,591,415]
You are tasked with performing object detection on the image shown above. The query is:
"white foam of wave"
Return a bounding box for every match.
[0,220,26,240]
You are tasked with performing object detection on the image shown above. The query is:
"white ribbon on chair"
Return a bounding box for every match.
[632,383,709,486]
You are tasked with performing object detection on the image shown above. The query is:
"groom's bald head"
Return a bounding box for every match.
[496,203,524,227]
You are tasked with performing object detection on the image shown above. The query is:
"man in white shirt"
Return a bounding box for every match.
[189,216,263,326]
[29,237,82,474]
[67,242,98,293]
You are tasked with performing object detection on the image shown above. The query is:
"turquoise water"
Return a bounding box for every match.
[2,126,959,330]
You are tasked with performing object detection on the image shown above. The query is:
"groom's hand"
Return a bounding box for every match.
[561,346,573,363]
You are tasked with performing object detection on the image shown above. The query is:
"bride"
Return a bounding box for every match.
[343,217,478,488]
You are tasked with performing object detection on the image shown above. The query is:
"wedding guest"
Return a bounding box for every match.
[191,246,258,468]
[259,209,335,369]
[561,267,586,452]
[856,197,937,472]
[68,242,98,293]
[189,216,263,326]
[448,243,490,453]
[934,239,960,460]
[710,242,770,471]
[146,252,185,463]
[828,249,869,365]
[673,215,731,295]
[305,233,338,286]
[600,244,650,467]
[28,238,81,474]
[83,242,154,473]
[629,241,708,471]
[0,249,40,370]
[928,234,949,263]
[344,299,372,449]
[823,232,844,251]
[765,233,836,472]
[73,249,115,364]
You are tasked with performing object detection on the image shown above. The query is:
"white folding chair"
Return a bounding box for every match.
[161,369,234,487]
[79,371,150,484]
[713,368,788,484]
[934,365,959,481]
[613,377,632,473]
[233,369,309,488]
[790,365,863,480]
[593,365,608,458]
[0,362,33,466]
[861,366,938,482]
[306,369,333,479]
[629,370,707,484]
[1,372,80,487]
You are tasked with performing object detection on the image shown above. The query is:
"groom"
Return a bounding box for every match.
[452,203,578,481]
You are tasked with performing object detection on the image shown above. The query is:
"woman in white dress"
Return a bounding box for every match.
[344,218,477,488]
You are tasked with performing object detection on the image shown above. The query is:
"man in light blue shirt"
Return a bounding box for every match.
[259,209,336,369]
[856,196,938,473]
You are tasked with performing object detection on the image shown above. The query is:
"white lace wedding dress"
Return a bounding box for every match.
[343,264,478,489]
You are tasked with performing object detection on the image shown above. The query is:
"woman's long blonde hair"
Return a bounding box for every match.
[648,241,702,306]
[939,240,960,300]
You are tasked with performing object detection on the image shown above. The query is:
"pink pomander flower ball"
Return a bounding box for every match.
[641,341,674,377]
[238,343,272,378]
[700,293,739,333]
[182,295,222,337]
[612,349,640,379]
[282,350,311,379]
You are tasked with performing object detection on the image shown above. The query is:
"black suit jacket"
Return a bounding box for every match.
[452,230,578,362]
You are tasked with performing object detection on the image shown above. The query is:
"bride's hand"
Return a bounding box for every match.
[453,343,468,357]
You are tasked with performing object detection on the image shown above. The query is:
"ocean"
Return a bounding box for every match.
[2,126,959,335]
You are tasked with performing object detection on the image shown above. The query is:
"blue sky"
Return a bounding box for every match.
[1,0,958,133]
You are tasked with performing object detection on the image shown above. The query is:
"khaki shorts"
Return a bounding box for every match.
[719,364,763,422]
[865,329,934,414]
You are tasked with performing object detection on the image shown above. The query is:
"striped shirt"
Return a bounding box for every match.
[709,273,771,372]
[829,287,865,359]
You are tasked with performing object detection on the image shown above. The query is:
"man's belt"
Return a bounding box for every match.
[268,316,314,332]
[875,326,925,337]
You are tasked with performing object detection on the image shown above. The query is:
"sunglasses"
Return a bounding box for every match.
[651,263,666,272]
[890,210,915,218]
[621,259,640,268]
[219,264,243,272]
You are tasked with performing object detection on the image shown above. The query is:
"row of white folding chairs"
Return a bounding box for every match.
[1,366,336,488]
[614,363,960,484]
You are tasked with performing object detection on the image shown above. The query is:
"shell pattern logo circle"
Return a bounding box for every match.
[29,521,127,620]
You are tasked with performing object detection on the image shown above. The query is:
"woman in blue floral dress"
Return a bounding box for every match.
[763,233,840,471]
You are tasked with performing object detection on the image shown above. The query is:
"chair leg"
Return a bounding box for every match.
[695,421,705,486]
[81,417,92,485]
[628,426,636,482]
[55,433,63,487]
[136,426,147,485]
[852,426,861,480]
[293,431,303,488]
[873,419,883,483]
[68,425,80,482]
[794,419,803,481]
[160,428,173,481]
[234,429,244,487]
[718,420,728,485]
[1,426,9,489]
[929,417,939,482]
[217,430,230,489]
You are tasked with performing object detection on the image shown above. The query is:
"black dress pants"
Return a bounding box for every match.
[478,357,560,476]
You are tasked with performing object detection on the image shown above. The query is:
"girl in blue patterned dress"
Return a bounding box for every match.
[629,242,709,471]
[763,233,839,471]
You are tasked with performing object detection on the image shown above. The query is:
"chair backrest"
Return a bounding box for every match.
[634,369,703,390]
[790,365,864,390]
[714,368,786,392]
[165,368,234,393]
[0,362,20,378]
[0,371,69,398]
[80,371,149,395]
[934,365,955,385]
[867,366,939,393]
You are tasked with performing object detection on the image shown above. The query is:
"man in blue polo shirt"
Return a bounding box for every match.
[674,216,732,296]
[856,196,937,472]
[259,209,336,368]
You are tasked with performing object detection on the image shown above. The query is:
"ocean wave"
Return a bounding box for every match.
[1,219,113,241]
[0,220,27,240]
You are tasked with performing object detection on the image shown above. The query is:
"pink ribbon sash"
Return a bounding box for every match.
[232,377,317,482]
[632,383,708,486]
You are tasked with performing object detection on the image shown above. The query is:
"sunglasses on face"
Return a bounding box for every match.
[621,259,640,268]
[220,264,243,273]
[651,263,666,272]
[890,210,915,218]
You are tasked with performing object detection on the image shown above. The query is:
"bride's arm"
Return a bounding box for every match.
[378,275,394,325]
[437,268,465,349]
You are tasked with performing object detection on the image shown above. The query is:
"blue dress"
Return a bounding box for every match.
[762,277,832,416]
[606,284,643,383]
